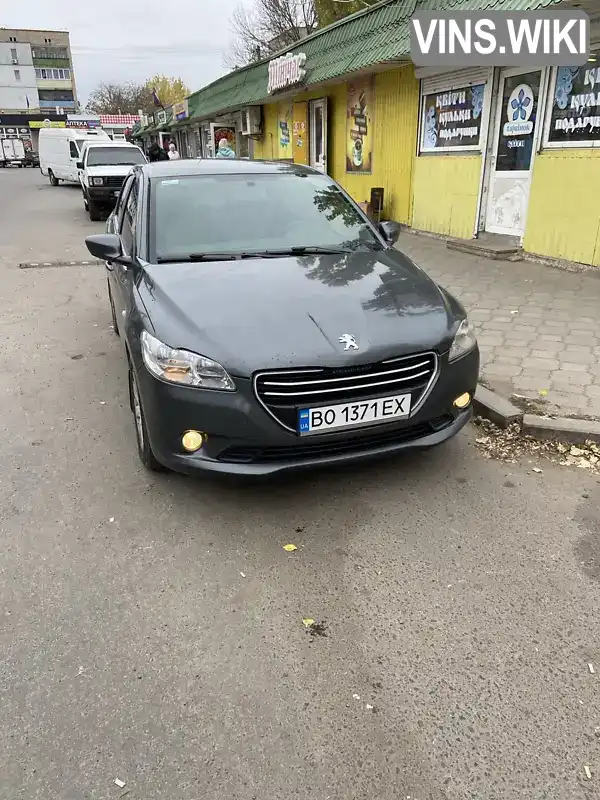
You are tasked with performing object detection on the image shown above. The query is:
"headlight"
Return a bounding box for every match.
[140,331,236,391]
[448,318,477,361]
[89,176,104,186]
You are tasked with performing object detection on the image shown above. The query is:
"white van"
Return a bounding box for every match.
[39,127,110,186]
[79,141,147,221]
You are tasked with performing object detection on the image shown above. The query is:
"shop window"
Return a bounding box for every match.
[544,54,600,147]
[418,69,490,154]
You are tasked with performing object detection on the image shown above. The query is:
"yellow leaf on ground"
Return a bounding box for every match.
[302,618,315,628]
[283,544,297,552]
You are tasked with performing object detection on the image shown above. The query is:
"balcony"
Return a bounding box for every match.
[39,99,75,109]
[36,79,73,91]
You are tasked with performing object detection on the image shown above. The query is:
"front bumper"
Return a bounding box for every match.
[135,348,479,476]
[86,185,121,203]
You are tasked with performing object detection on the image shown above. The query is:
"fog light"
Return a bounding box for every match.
[181,430,205,452]
[453,392,471,409]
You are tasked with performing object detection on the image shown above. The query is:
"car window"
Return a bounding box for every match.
[115,174,134,228]
[69,141,79,158]
[149,172,380,261]
[120,177,139,255]
[86,147,146,167]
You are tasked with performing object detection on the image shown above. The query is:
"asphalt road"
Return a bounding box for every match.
[1,166,599,800]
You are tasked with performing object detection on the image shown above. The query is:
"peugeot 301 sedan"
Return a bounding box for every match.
[84,159,479,476]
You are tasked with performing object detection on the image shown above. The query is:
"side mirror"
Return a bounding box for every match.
[76,161,83,170]
[379,220,402,246]
[85,233,131,266]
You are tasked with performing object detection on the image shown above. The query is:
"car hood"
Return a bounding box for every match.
[86,164,137,177]
[138,250,463,375]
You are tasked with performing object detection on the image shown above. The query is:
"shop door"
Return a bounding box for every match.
[309,98,327,173]
[484,68,542,237]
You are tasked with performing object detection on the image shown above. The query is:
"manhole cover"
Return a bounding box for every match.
[19,259,102,269]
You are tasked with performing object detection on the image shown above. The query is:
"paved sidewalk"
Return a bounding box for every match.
[397,232,600,419]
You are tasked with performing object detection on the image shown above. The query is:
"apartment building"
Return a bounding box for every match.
[0,28,78,114]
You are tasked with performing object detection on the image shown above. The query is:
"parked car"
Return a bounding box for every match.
[39,127,110,185]
[24,150,40,168]
[78,141,147,221]
[85,159,479,476]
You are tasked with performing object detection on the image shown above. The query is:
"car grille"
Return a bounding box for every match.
[218,414,453,464]
[254,352,438,431]
[104,176,124,188]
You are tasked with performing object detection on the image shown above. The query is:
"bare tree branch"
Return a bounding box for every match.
[223,0,317,69]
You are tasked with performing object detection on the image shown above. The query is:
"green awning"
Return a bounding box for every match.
[186,0,562,120]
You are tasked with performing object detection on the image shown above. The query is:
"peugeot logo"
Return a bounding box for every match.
[338,333,359,351]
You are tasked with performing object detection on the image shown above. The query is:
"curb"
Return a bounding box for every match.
[472,386,523,429]
[473,385,600,445]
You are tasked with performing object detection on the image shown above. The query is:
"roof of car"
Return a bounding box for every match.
[85,141,141,149]
[142,159,321,179]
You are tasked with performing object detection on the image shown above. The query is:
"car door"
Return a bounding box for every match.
[111,173,140,339]
[106,174,135,331]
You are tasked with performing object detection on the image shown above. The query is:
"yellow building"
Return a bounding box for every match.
[140,0,600,268]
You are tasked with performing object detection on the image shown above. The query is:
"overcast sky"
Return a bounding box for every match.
[3,0,232,106]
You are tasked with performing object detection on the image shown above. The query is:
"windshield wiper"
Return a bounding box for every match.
[155,246,355,264]
[156,253,239,263]
[259,246,353,257]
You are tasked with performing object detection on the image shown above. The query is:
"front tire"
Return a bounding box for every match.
[88,195,101,221]
[129,367,163,472]
[49,170,59,186]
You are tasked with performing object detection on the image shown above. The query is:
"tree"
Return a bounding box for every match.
[86,82,149,115]
[223,0,380,68]
[313,0,377,28]
[142,75,189,108]
[224,0,317,68]
[86,76,190,115]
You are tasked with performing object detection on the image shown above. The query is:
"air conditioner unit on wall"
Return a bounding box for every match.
[241,106,261,136]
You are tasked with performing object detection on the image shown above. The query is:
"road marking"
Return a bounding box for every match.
[19,259,103,269]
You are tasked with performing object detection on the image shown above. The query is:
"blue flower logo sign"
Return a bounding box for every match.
[471,85,484,119]
[423,104,437,149]
[554,66,579,110]
[503,83,535,137]
[511,88,531,121]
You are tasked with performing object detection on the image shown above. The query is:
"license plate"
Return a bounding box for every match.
[298,393,411,435]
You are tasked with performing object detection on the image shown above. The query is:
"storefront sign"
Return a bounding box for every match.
[549,58,600,144]
[173,99,188,121]
[66,119,101,128]
[495,72,541,172]
[157,110,167,125]
[278,102,292,159]
[29,119,66,128]
[421,84,485,151]
[267,53,306,94]
[346,77,375,173]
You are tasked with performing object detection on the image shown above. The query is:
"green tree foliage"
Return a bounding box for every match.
[314,0,378,27]
[143,75,189,108]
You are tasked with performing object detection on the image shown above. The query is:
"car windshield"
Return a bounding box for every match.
[87,147,145,166]
[150,171,382,261]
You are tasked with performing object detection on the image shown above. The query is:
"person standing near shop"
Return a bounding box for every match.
[216,138,235,158]
[168,142,181,160]
[148,141,168,162]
